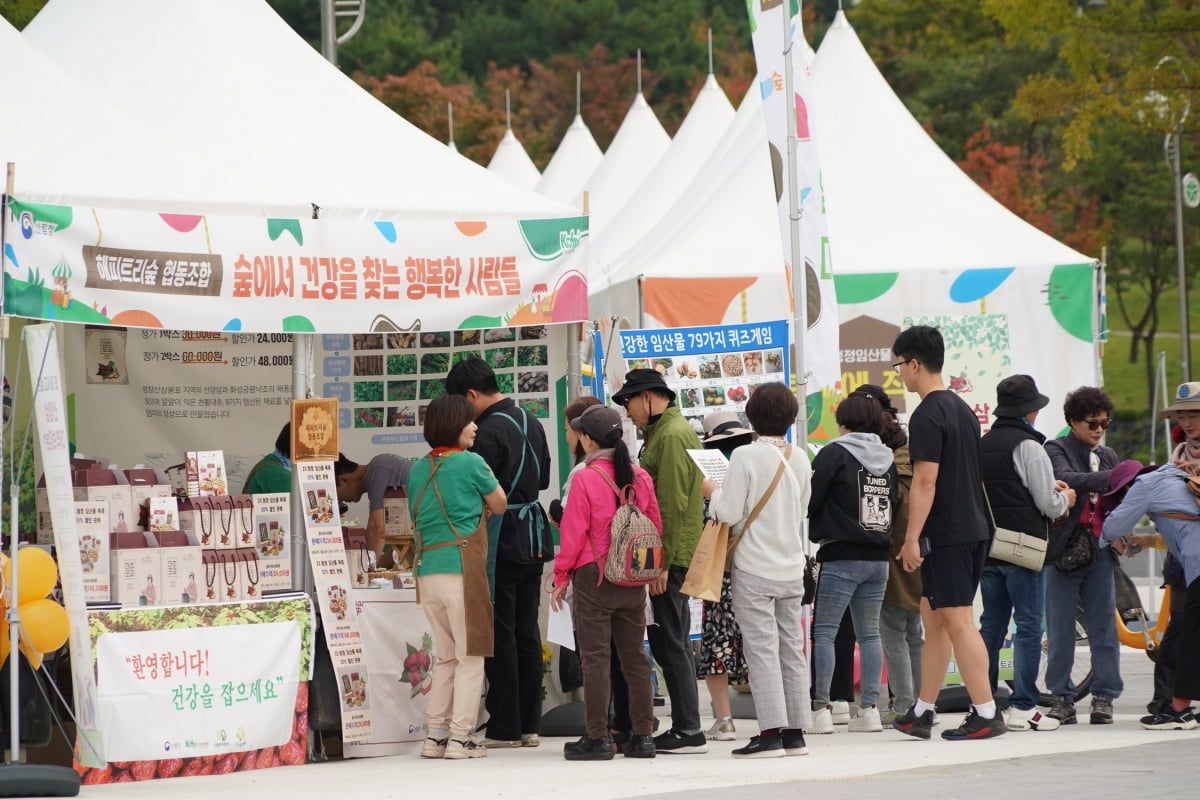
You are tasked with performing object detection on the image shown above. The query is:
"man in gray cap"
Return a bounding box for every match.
[979,375,1074,731]
[611,368,707,754]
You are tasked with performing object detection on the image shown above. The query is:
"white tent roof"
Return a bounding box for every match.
[593,73,735,270]
[536,114,604,207]
[812,11,1093,273]
[0,17,280,213]
[487,128,541,191]
[24,0,577,222]
[575,93,670,235]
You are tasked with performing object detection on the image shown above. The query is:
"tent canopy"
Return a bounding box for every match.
[812,11,1093,274]
[487,128,541,191]
[24,0,576,222]
[536,114,603,207]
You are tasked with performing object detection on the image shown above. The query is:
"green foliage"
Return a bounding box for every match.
[1,440,37,538]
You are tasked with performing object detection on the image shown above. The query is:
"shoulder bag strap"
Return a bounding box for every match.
[587,463,637,505]
[744,455,787,531]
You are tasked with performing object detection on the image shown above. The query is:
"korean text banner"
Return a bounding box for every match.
[4,199,589,333]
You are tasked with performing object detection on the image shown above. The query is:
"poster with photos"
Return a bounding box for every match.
[618,320,791,432]
[316,325,556,454]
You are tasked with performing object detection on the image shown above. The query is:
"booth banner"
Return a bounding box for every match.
[4,198,589,333]
[899,314,1012,435]
[296,460,373,742]
[343,590,434,758]
[23,323,104,767]
[618,321,790,431]
[78,596,314,782]
[746,1,841,397]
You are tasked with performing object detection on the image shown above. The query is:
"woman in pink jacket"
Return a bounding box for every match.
[550,404,662,761]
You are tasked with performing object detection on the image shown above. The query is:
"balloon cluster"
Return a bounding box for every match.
[1,548,70,669]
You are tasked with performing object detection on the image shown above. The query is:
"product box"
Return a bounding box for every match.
[124,468,173,528]
[208,495,239,551]
[230,495,255,548]
[343,526,371,588]
[112,539,162,607]
[187,450,229,497]
[236,548,261,599]
[252,493,292,592]
[74,468,134,535]
[382,487,413,539]
[202,550,222,603]
[75,501,110,603]
[161,534,204,605]
[215,549,241,601]
[179,496,218,549]
[149,496,180,533]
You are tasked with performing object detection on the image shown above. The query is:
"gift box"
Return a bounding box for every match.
[212,494,238,551]
[161,532,204,605]
[124,468,174,529]
[216,549,241,601]
[252,493,292,592]
[74,468,134,534]
[111,539,161,607]
[202,550,222,603]
[236,548,261,600]
[343,526,371,588]
[179,496,218,549]
[383,487,413,539]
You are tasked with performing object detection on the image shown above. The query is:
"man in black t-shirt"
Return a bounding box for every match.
[889,325,1005,741]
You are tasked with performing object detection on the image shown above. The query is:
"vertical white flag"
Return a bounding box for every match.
[747,1,840,424]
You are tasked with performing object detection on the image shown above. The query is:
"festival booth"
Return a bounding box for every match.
[6,0,590,778]
[590,11,1101,441]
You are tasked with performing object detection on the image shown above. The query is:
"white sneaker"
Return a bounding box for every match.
[444,738,487,759]
[706,717,737,741]
[809,707,835,734]
[831,700,852,725]
[1005,706,1061,732]
[420,735,447,758]
[847,705,883,732]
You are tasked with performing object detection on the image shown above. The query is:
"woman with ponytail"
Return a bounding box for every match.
[550,404,662,761]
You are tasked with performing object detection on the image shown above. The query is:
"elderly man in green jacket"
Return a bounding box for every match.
[613,368,707,754]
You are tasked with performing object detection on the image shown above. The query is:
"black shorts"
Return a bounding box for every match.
[920,540,988,610]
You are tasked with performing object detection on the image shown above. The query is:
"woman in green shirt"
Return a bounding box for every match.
[242,423,292,494]
[409,394,506,760]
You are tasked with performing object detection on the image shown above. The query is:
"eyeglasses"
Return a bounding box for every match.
[891,358,913,371]
[1084,418,1113,431]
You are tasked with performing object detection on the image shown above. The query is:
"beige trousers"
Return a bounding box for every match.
[419,573,486,737]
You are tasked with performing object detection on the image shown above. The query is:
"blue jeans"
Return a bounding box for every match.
[1044,551,1123,701]
[979,564,1045,710]
[812,560,889,708]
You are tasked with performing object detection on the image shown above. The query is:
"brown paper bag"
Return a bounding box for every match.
[681,519,729,602]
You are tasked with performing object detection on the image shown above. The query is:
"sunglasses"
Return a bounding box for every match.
[1083,418,1113,431]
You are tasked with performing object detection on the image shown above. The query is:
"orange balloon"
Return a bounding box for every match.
[15,548,57,604]
[18,598,69,669]
[0,618,8,668]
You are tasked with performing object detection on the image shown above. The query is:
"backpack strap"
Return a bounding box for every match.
[587,463,637,506]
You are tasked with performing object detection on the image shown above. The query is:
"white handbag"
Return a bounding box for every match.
[984,487,1048,571]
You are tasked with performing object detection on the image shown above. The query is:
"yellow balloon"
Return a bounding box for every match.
[18,598,69,667]
[0,618,8,668]
[15,548,57,605]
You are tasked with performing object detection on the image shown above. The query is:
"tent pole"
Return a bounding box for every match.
[781,4,808,450]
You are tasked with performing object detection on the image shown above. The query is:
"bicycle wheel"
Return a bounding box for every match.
[1008,603,1093,706]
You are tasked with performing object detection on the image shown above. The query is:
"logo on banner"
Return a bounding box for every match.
[18,210,59,239]
[19,211,34,239]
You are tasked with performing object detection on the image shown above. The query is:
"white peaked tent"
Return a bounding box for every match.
[812,10,1099,435]
[590,87,788,328]
[592,73,735,278]
[575,93,670,235]
[536,114,604,206]
[0,18,284,213]
[487,129,541,191]
[813,12,1091,275]
[24,0,577,222]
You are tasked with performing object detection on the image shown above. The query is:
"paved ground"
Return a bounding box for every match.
[70,650,1197,799]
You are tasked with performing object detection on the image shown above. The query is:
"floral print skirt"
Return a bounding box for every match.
[695,573,748,684]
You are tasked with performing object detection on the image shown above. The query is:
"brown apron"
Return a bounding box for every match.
[413,455,495,658]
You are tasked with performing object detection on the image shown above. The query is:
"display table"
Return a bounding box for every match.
[75,594,314,784]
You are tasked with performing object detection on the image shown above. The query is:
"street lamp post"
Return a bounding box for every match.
[1153,55,1191,382]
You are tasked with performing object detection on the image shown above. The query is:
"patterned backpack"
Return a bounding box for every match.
[586,466,664,587]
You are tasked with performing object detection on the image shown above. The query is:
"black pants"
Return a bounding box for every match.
[644,564,701,732]
[1153,581,1189,703]
[1174,576,1200,701]
[484,557,544,739]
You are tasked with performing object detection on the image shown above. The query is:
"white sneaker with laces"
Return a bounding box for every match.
[706,717,736,741]
[445,738,487,759]
[831,700,851,725]
[847,705,883,732]
[1005,706,1061,731]
[809,707,835,734]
